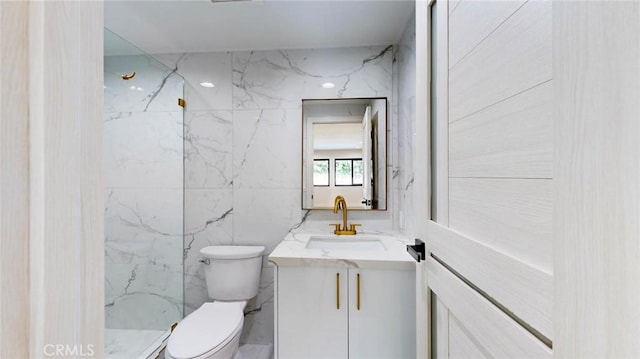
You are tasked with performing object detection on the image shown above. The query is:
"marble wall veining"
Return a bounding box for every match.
[156,45,398,346]
[104,54,184,330]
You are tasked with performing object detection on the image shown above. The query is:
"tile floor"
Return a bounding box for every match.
[105,328,167,359]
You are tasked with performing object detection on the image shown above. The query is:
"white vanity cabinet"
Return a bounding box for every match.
[276,266,349,359]
[275,265,415,359]
[347,268,415,358]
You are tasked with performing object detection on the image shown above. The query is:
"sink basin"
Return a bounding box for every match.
[306,236,386,251]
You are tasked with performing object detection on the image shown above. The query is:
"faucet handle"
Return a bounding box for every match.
[330,223,342,233]
[349,224,361,233]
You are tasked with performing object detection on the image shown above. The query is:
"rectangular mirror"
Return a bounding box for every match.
[302,98,387,210]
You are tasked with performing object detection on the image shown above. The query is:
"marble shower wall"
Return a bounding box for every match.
[396,10,417,235]
[156,45,397,345]
[104,54,185,330]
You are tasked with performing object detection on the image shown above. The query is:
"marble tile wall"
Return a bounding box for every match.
[104,54,185,330]
[156,45,398,346]
[396,11,417,236]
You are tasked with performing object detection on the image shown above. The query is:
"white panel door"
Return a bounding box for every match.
[422,0,554,356]
[428,257,551,358]
[414,0,431,350]
[449,317,489,359]
[277,266,348,359]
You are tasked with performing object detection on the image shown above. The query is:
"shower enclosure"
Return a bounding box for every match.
[103,29,184,358]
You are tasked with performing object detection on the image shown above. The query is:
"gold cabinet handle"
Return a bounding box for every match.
[357,273,361,310]
[336,273,340,310]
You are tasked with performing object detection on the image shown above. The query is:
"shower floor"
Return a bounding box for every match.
[105,328,167,359]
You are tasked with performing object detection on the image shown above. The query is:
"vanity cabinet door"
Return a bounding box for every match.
[348,268,416,359]
[277,266,348,359]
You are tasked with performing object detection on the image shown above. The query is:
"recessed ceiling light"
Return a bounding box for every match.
[200,82,215,88]
[129,85,136,90]
[322,82,335,89]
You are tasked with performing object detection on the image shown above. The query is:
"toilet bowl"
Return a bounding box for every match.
[165,301,245,359]
[165,245,265,359]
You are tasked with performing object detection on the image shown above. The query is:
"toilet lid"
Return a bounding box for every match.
[167,302,244,359]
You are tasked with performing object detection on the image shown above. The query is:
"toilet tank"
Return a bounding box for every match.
[200,246,265,301]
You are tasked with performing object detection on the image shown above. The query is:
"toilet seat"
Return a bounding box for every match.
[166,302,244,359]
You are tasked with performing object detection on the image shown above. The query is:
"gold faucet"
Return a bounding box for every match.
[331,195,361,235]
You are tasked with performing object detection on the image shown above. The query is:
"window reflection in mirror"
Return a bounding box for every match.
[313,159,330,187]
[302,98,387,210]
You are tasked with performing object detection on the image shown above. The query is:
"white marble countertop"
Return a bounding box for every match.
[268,229,416,270]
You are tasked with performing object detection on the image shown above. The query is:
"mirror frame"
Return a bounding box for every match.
[301,97,388,211]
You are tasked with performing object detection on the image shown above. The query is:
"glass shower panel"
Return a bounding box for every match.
[104,28,184,359]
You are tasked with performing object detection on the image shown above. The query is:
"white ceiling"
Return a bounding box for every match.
[314,123,362,151]
[105,0,414,55]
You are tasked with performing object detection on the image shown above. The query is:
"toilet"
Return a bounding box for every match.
[165,245,265,359]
